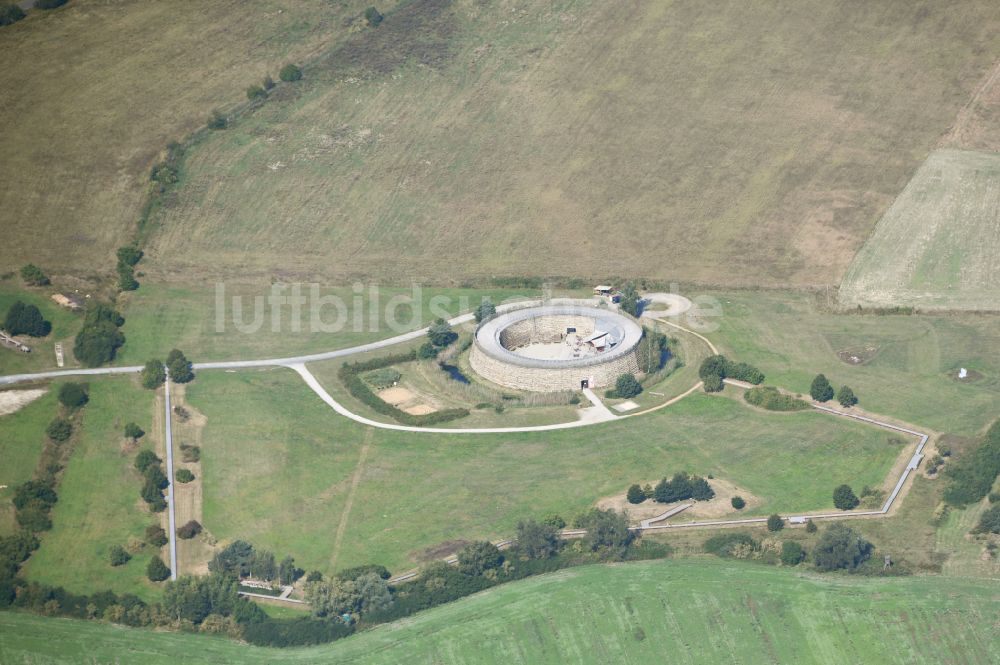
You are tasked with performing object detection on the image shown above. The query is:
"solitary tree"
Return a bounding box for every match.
[618,282,641,317]
[810,374,835,402]
[837,385,858,407]
[427,319,457,348]
[147,555,170,582]
[279,63,302,82]
[614,373,642,399]
[690,476,715,501]
[46,418,72,442]
[516,519,561,559]
[731,496,746,510]
[474,298,497,323]
[166,349,194,383]
[364,6,384,26]
[141,359,166,389]
[833,484,860,510]
[456,541,504,576]
[812,523,872,571]
[145,525,168,547]
[626,484,646,504]
[58,382,89,409]
[108,545,131,567]
[124,422,144,440]
[780,541,804,566]
[766,514,784,532]
[4,302,51,337]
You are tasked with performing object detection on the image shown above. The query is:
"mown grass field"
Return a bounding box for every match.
[0,388,56,535]
[704,290,1000,437]
[0,0,390,276]
[19,377,163,601]
[0,282,82,375]
[2,559,998,664]
[840,149,1000,311]
[187,368,898,575]
[141,0,1000,288]
[114,283,540,366]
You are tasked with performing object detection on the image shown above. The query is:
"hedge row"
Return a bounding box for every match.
[338,351,469,426]
[743,386,810,412]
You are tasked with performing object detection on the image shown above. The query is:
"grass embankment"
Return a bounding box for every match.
[0,0,385,274]
[19,377,161,601]
[1,559,997,664]
[142,0,1000,287]
[705,290,1000,436]
[187,369,898,575]
[0,389,58,535]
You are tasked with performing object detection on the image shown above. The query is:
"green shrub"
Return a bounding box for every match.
[134,450,161,474]
[180,444,200,463]
[626,484,646,504]
[117,263,139,291]
[147,555,170,582]
[279,63,302,82]
[731,496,746,510]
[4,302,51,337]
[334,564,391,581]
[703,532,757,558]
[474,299,496,323]
[175,468,195,483]
[806,519,817,533]
[743,386,810,411]
[145,525,168,548]
[108,545,131,567]
[0,4,26,26]
[207,110,227,130]
[810,374,834,402]
[417,342,438,359]
[427,318,457,347]
[116,246,143,267]
[262,75,275,90]
[767,514,784,532]
[812,523,872,571]
[690,476,714,501]
[123,422,144,440]
[19,264,49,286]
[833,484,860,510]
[702,373,723,392]
[780,541,804,566]
[365,368,401,389]
[613,373,642,399]
[58,383,89,409]
[515,519,561,559]
[542,514,566,529]
[456,541,504,576]
[166,348,194,383]
[141,359,166,389]
[246,85,267,101]
[837,385,858,407]
[45,418,72,442]
[364,6,383,27]
[973,505,1000,534]
[177,521,202,539]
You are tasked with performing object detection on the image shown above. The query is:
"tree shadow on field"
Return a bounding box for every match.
[319,0,458,78]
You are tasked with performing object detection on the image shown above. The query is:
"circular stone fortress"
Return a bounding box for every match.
[469,305,644,392]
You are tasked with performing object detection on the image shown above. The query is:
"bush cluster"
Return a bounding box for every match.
[116,245,143,291]
[136,450,167,512]
[13,480,58,533]
[176,521,202,539]
[607,373,642,399]
[652,472,714,504]
[4,301,51,337]
[943,419,1000,507]
[166,348,194,383]
[141,359,166,389]
[209,540,303,585]
[46,418,72,443]
[338,351,469,426]
[73,303,125,367]
[743,386,809,411]
[699,355,764,392]
[19,264,49,286]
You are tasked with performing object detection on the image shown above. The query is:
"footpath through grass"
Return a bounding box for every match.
[190,368,898,575]
[1,558,997,664]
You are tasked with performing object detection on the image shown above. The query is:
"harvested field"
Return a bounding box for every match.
[840,149,1000,311]
[0,0,387,274]
[142,0,1000,288]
